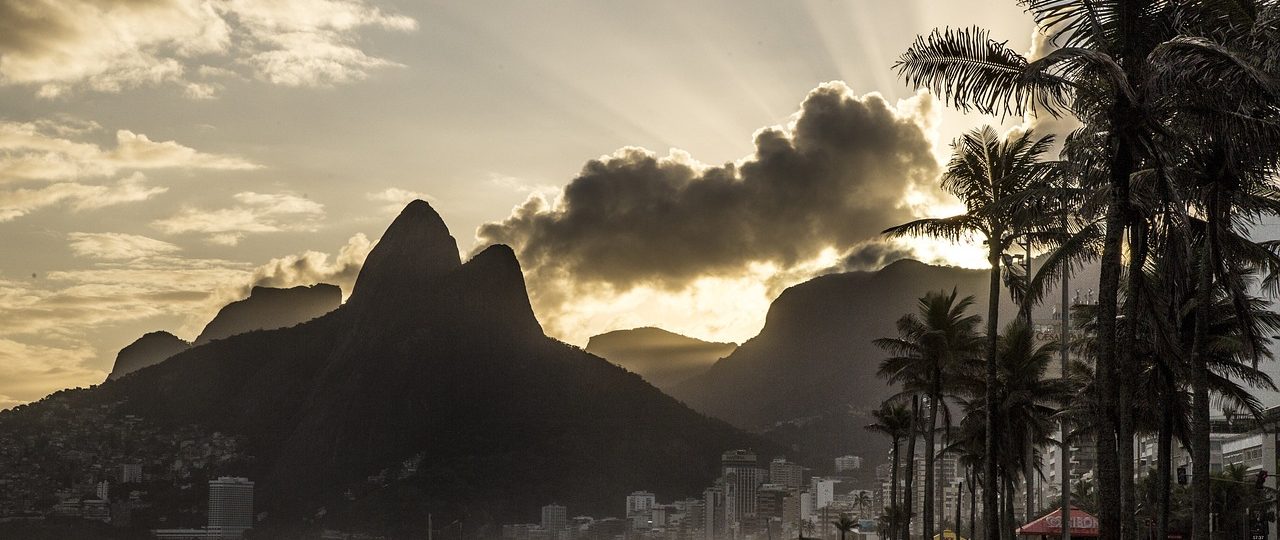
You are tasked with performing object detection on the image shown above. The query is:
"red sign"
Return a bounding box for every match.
[1017,507,1101,537]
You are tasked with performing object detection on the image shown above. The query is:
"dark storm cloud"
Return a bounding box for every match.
[825,241,917,274]
[478,82,940,288]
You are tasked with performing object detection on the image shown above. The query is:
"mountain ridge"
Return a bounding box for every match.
[585,327,736,391]
[14,200,776,536]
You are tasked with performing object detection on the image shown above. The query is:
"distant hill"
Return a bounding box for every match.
[669,257,1096,470]
[194,283,341,345]
[104,284,343,381]
[107,331,190,380]
[585,327,736,391]
[9,201,774,536]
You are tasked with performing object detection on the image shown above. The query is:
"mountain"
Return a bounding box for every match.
[8,200,771,536]
[585,327,736,390]
[106,331,190,380]
[194,283,342,345]
[668,258,1096,470]
[104,284,342,381]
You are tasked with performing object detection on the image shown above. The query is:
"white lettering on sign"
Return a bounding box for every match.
[1044,516,1099,529]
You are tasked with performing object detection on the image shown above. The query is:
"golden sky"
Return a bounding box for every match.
[0,0,1041,408]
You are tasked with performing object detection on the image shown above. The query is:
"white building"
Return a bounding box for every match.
[627,491,656,518]
[541,503,567,535]
[208,477,254,539]
[805,477,838,519]
[834,455,862,473]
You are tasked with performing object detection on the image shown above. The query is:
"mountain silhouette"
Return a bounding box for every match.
[668,257,1094,468]
[194,283,341,345]
[105,284,343,381]
[38,200,769,535]
[585,327,736,391]
[106,331,190,381]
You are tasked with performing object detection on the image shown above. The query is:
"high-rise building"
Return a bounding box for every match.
[769,457,805,488]
[626,491,656,518]
[834,455,862,472]
[96,480,110,501]
[120,463,143,484]
[755,484,789,520]
[542,504,567,531]
[208,477,254,539]
[722,450,764,526]
[703,484,726,540]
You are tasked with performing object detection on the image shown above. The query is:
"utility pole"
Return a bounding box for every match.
[429,513,433,540]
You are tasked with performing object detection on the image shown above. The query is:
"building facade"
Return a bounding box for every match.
[208,477,254,539]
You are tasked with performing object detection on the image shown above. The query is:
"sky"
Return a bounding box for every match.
[0,0,1043,408]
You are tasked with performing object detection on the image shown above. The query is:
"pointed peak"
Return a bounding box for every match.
[347,200,462,305]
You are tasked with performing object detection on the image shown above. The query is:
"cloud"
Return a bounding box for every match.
[68,232,181,260]
[367,187,433,213]
[152,191,325,244]
[0,173,168,221]
[0,338,104,408]
[0,0,416,97]
[227,232,372,301]
[0,233,372,406]
[479,82,940,289]
[0,118,259,184]
[476,82,943,343]
[822,241,918,275]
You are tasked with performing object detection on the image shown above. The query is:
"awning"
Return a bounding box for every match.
[1016,507,1100,537]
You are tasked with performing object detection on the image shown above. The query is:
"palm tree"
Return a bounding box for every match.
[884,127,1056,539]
[867,401,914,538]
[876,289,983,540]
[798,518,817,540]
[831,514,857,540]
[888,4,1280,537]
[952,320,1073,540]
[903,395,920,540]
[856,491,873,519]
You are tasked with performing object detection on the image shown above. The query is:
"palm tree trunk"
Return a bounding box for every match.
[1119,222,1148,540]
[984,246,1003,540]
[1156,396,1173,540]
[969,470,977,540]
[1003,479,1016,540]
[905,395,920,540]
[1191,188,1221,540]
[1093,127,1131,540]
[892,435,902,540]
[1025,441,1035,524]
[925,393,939,540]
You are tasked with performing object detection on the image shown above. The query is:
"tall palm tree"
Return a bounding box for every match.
[867,402,914,539]
[952,320,1074,540]
[903,395,921,540]
[888,4,1280,537]
[877,289,983,540]
[832,514,857,540]
[884,127,1056,539]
